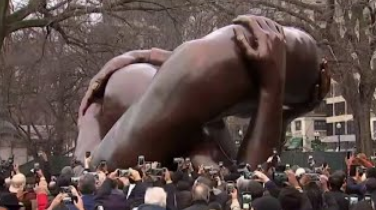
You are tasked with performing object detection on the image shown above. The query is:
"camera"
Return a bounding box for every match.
[226,182,235,194]
[173,157,184,165]
[273,148,278,155]
[285,164,291,170]
[60,186,71,194]
[83,171,99,179]
[150,168,166,177]
[357,166,366,175]
[96,206,104,210]
[34,163,40,171]
[71,177,80,185]
[242,194,252,209]
[0,155,14,173]
[62,193,78,204]
[59,186,78,203]
[30,163,40,174]
[346,195,359,206]
[237,164,255,179]
[272,171,288,186]
[118,169,131,177]
[203,165,213,171]
[85,151,91,158]
[364,194,372,205]
[100,160,106,166]
[138,155,145,166]
[208,169,219,176]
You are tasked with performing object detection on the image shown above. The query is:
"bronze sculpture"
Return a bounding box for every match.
[75,63,238,167]
[75,15,330,170]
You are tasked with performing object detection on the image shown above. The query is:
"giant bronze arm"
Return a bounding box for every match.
[78,48,172,121]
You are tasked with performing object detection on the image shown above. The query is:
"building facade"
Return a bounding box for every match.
[290,80,376,151]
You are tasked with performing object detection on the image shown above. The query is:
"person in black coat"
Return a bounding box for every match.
[183,183,210,210]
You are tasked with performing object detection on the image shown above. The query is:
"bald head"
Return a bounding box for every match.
[192,183,210,203]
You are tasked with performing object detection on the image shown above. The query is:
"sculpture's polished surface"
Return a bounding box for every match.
[75,15,330,170]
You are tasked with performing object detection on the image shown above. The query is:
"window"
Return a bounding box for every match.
[314,102,327,115]
[347,121,355,135]
[326,104,334,117]
[327,123,334,136]
[334,102,345,116]
[334,122,346,135]
[373,121,376,135]
[295,121,301,131]
[314,120,327,130]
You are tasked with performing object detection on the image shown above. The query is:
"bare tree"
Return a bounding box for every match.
[238,0,376,155]
[1,0,221,51]
[0,0,243,156]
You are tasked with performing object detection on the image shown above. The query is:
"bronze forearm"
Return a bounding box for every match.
[149,48,173,65]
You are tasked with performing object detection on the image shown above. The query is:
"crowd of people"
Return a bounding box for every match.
[1,151,376,210]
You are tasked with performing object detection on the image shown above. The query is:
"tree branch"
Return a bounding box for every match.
[250,0,322,30]
[7,1,181,34]
[6,0,43,23]
[7,18,50,34]
[0,0,10,29]
[282,0,323,12]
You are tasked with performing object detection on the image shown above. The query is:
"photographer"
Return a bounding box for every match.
[46,186,85,210]
[325,171,349,210]
[77,174,96,210]
[174,159,196,186]
[35,169,49,210]
[236,177,263,202]
[124,168,148,210]
[163,169,178,210]
[94,170,127,209]
[307,156,316,171]
[352,177,376,210]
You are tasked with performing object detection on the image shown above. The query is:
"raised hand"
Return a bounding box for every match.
[232,15,286,80]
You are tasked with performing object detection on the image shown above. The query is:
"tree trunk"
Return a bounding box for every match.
[353,97,373,155]
[0,0,9,52]
[0,33,4,52]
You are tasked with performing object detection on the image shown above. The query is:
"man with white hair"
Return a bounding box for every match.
[137,187,167,210]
